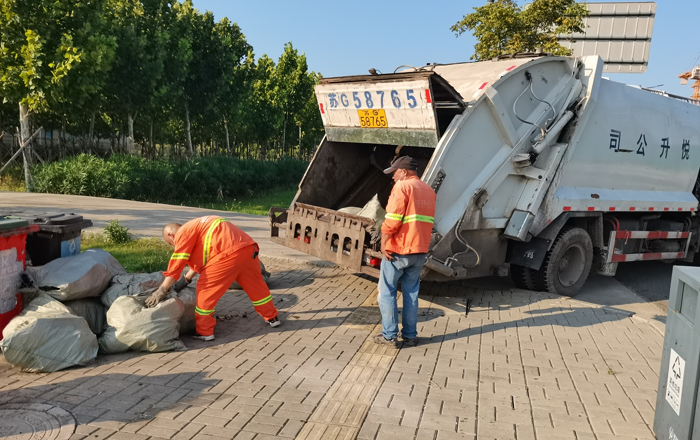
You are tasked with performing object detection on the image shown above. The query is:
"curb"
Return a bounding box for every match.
[259,254,337,268]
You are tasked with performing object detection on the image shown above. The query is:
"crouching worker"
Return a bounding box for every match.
[146,216,281,341]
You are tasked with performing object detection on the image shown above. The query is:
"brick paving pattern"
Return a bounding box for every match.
[0,259,663,440]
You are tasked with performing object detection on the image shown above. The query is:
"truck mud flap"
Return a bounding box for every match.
[507,237,550,270]
[269,203,375,273]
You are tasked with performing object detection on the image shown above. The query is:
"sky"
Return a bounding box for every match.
[192,0,700,98]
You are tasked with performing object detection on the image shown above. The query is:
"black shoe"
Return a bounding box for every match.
[372,334,399,347]
[402,337,418,347]
[397,332,418,347]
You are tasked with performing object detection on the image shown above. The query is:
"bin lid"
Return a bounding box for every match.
[0,218,29,230]
[29,213,84,225]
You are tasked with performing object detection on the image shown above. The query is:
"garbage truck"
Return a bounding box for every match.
[269,54,700,296]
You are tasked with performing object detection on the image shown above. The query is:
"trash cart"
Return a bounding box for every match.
[654,266,700,440]
[0,219,39,340]
[24,213,93,266]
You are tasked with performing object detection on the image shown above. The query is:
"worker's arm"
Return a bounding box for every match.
[171,267,198,293]
[148,227,197,307]
[185,268,197,282]
[381,184,408,260]
[380,232,394,260]
[163,227,198,280]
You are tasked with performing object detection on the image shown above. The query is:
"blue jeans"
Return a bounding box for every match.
[378,253,427,340]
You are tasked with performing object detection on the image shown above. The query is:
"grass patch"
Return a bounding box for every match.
[0,176,24,192]
[82,233,171,273]
[202,187,297,215]
[0,166,26,192]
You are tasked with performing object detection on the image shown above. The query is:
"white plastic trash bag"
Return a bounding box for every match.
[0,294,98,373]
[98,295,187,354]
[357,194,386,229]
[101,272,164,308]
[27,249,126,302]
[64,298,107,335]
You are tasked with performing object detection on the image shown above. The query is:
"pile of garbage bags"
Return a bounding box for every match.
[0,249,270,373]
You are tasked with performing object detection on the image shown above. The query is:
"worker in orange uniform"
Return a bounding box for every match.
[146,216,281,341]
[374,156,436,348]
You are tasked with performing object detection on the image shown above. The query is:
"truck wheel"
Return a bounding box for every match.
[510,264,537,290]
[535,227,593,297]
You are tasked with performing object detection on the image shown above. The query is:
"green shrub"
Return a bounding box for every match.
[104,220,132,244]
[32,154,308,205]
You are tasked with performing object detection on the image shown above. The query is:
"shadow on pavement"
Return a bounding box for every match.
[0,371,218,433]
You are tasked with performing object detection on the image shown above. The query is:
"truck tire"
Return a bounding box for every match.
[510,264,537,291]
[535,227,593,297]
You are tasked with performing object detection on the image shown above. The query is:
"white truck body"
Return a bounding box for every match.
[270,55,700,296]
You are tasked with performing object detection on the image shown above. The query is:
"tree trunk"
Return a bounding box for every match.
[127,112,136,155]
[88,110,96,154]
[184,98,193,156]
[224,117,230,153]
[282,113,287,155]
[61,116,67,159]
[19,103,33,192]
[149,119,154,159]
[298,123,302,158]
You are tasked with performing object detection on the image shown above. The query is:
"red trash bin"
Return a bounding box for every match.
[0,222,39,340]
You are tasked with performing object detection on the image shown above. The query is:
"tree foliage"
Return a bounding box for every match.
[451,0,588,60]
[0,0,323,163]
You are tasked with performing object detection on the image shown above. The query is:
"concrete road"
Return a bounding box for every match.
[0,191,319,263]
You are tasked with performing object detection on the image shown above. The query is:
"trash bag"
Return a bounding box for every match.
[338,194,386,230]
[338,207,361,215]
[230,260,271,289]
[98,295,186,354]
[27,249,126,302]
[0,294,98,373]
[176,287,197,334]
[357,194,386,229]
[101,272,164,308]
[64,298,107,335]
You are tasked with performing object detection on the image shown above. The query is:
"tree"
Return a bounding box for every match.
[214,18,252,155]
[0,0,115,189]
[451,0,588,60]
[273,43,315,156]
[104,0,170,155]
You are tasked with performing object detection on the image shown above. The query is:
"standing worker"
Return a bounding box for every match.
[146,216,281,341]
[374,156,436,347]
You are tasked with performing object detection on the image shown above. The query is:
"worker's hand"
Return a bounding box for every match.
[380,232,394,260]
[145,286,170,308]
[172,275,191,293]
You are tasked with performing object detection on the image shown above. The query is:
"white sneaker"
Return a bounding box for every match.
[192,333,215,341]
[268,317,281,328]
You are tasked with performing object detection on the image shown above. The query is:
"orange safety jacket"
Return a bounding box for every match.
[381,176,436,255]
[163,216,256,280]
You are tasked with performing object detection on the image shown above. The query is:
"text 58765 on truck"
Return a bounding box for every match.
[269,54,700,296]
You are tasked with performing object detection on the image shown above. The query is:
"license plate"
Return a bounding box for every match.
[357,109,388,128]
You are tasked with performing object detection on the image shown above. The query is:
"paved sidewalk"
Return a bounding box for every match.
[0,258,663,440]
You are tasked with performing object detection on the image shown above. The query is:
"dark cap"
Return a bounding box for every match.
[383,156,418,174]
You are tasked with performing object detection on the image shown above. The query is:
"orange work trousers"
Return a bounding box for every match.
[195,244,278,336]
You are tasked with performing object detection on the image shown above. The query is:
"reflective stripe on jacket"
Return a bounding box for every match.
[164,215,256,279]
[381,176,436,254]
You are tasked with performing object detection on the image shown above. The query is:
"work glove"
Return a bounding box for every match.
[145,286,170,308]
[369,228,382,244]
[172,275,191,293]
